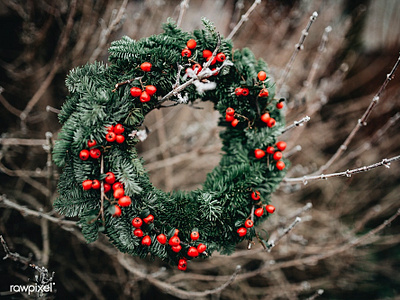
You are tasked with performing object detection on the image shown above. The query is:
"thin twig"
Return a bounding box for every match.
[316,52,400,174]
[0,138,48,146]
[281,116,310,134]
[176,0,190,28]
[226,0,261,40]
[306,289,324,300]
[1,235,31,265]
[283,155,400,184]
[276,11,318,95]
[46,105,61,114]
[266,217,302,251]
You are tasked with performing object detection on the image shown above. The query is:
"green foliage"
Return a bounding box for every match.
[53,19,287,268]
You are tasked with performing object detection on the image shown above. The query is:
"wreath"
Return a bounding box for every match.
[53,19,288,271]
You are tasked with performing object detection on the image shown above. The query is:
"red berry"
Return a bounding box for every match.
[245,219,254,228]
[177,263,187,271]
[79,149,90,160]
[143,214,154,224]
[140,62,152,72]
[82,180,92,190]
[114,124,124,134]
[104,183,111,193]
[134,228,144,237]
[266,146,275,154]
[113,188,124,199]
[112,182,123,190]
[178,258,187,268]
[276,141,287,151]
[141,235,151,246]
[132,217,143,228]
[197,243,207,253]
[258,71,267,81]
[115,135,125,144]
[237,227,247,237]
[273,151,282,161]
[251,191,260,201]
[241,88,249,96]
[106,132,116,142]
[276,102,284,109]
[190,231,199,241]
[92,179,100,189]
[276,160,286,171]
[254,149,265,159]
[130,87,142,97]
[226,107,235,116]
[254,207,264,217]
[182,48,191,57]
[173,229,179,236]
[187,246,199,257]
[202,49,212,58]
[118,196,131,207]
[211,68,219,76]
[168,236,180,246]
[192,63,202,74]
[186,39,197,49]
[267,118,276,128]
[145,85,157,96]
[157,234,167,245]
[231,119,239,127]
[107,125,114,132]
[171,245,182,252]
[105,172,116,184]
[87,139,97,148]
[216,53,226,62]
[261,113,270,123]
[207,56,217,65]
[258,88,269,97]
[140,91,151,103]
[89,148,101,159]
[266,204,275,214]
[112,205,121,217]
[225,114,235,122]
[235,87,243,96]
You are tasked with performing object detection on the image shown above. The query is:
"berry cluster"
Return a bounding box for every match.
[79,139,101,161]
[130,84,157,103]
[105,124,126,143]
[254,140,287,170]
[225,107,239,127]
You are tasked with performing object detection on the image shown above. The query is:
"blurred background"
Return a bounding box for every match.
[0,0,400,299]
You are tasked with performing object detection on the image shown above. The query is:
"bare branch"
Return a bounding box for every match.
[176,0,190,28]
[266,217,302,251]
[227,0,261,40]
[281,116,310,134]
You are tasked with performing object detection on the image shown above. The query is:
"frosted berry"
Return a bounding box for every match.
[82,180,92,190]
[186,39,197,49]
[254,149,265,159]
[171,245,182,253]
[91,179,100,189]
[118,196,131,207]
[132,217,143,228]
[258,88,269,97]
[267,118,276,128]
[216,53,226,62]
[237,227,247,237]
[245,219,254,228]
[261,113,270,123]
[266,204,276,213]
[276,160,286,171]
[190,231,199,241]
[231,119,239,127]
[276,141,287,151]
[113,188,124,199]
[276,101,284,109]
[115,135,125,144]
[143,214,154,224]
[241,88,249,96]
[251,191,260,201]
[273,151,282,161]
[197,243,207,253]
[226,107,235,116]
[181,48,191,57]
[168,236,180,246]
[145,85,157,96]
[104,183,111,193]
[130,87,142,97]
[87,139,97,148]
[254,207,264,217]
[266,146,275,154]
[112,205,121,217]
[235,87,243,96]
[140,91,151,103]
[106,132,116,142]
[79,149,90,161]
[157,234,167,245]
[134,228,144,237]
[112,182,123,190]
[89,148,101,159]
[257,71,267,81]
[105,172,116,184]
[225,114,235,122]
[140,62,152,72]
[114,124,125,134]
[187,246,199,257]
[141,235,151,246]
[192,63,202,74]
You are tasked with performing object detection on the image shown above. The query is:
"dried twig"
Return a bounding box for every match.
[266,217,302,251]
[226,0,261,40]
[176,0,190,28]
[281,116,310,134]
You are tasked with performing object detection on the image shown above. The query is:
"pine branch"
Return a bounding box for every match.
[283,155,400,184]
[226,0,261,40]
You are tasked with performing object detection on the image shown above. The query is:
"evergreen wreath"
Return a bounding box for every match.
[53,19,288,271]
